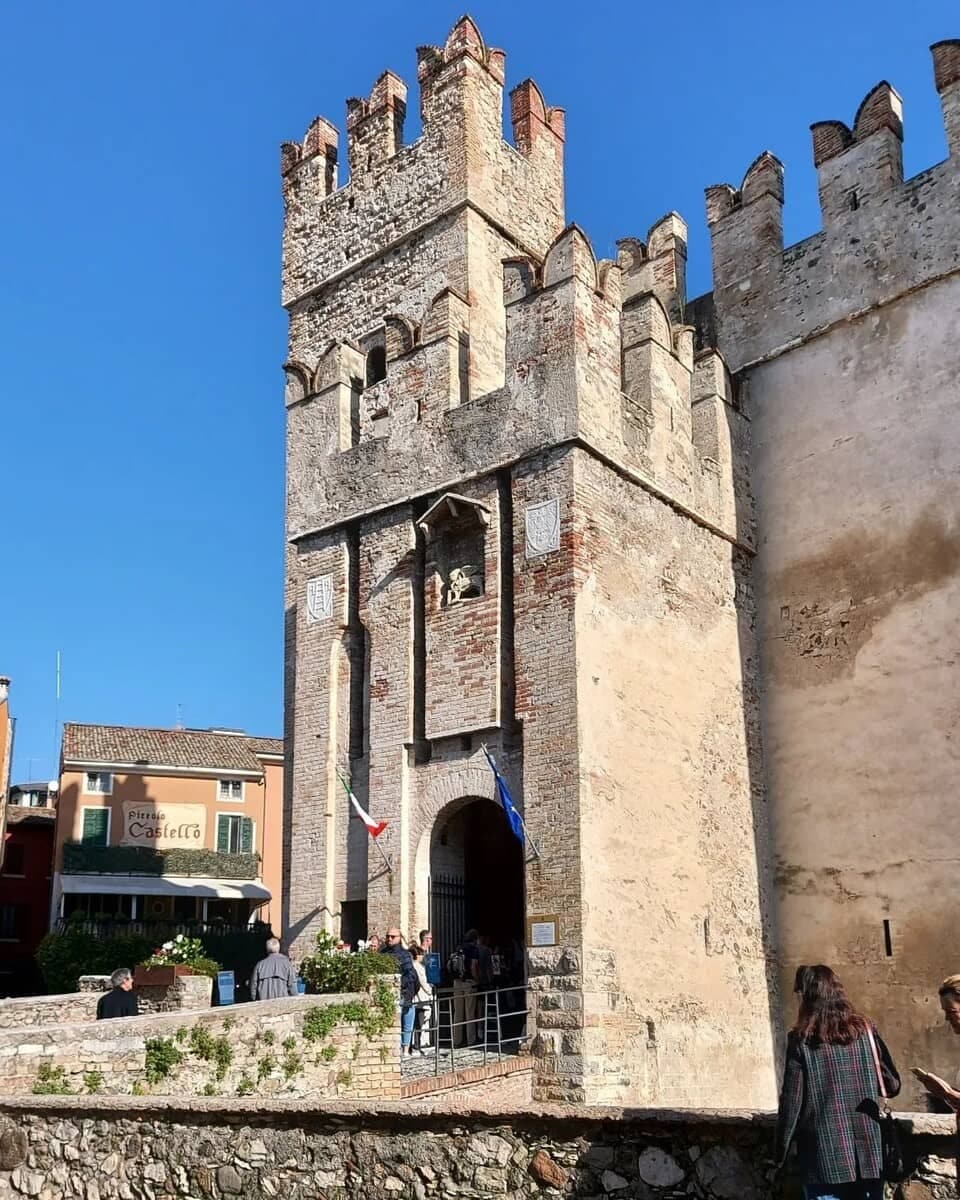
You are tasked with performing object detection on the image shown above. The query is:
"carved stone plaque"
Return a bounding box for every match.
[525,499,561,558]
[306,574,334,624]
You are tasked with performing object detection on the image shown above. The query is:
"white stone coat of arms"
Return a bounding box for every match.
[525,499,561,558]
[306,574,334,624]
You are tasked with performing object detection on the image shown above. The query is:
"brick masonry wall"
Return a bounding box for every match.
[0,1099,955,1199]
[0,993,399,1101]
[401,1058,533,1106]
[423,477,501,741]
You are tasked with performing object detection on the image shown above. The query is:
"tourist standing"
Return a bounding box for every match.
[381,927,419,1056]
[776,965,900,1199]
[410,944,433,1054]
[249,937,299,1000]
[911,975,960,1119]
[451,929,480,1047]
[96,967,139,1020]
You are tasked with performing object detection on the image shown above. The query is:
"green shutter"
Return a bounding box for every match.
[81,809,109,847]
[216,816,231,854]
[239,818,254,854]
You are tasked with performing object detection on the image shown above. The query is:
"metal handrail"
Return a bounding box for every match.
[406,984,530,1076]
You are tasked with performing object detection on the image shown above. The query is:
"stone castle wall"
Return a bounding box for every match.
[0,992,398,1101]
[280,12,960,1112]
[570,447,776,1108]
[706,41,960,1110]
[0,1098,956,1199]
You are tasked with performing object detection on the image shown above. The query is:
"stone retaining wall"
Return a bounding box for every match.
[0,976,213,1031]
[0,994,99,1030]
[0,992,399,1101]
[0,1099,954,1199]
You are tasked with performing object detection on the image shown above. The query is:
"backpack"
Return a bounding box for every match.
[447,947,466,981]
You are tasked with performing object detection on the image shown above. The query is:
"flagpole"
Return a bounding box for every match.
[480,744,541,859]
[337,768,393,874]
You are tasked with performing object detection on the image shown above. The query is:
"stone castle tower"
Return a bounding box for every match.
[281,17,959,1107]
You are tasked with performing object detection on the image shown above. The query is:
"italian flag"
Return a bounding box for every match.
[338,771,387,838]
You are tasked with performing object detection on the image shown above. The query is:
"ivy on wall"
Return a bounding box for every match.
[62,843,260,879]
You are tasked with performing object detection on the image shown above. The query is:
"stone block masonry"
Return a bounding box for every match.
[0,977,214,1031]
[0,994,100,1031]
[0,991,399,1101]
[0,1098,956,1199]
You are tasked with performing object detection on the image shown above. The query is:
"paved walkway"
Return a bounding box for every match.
[399,1044,514,1080]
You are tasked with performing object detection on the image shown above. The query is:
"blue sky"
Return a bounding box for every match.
[1,0,954,781]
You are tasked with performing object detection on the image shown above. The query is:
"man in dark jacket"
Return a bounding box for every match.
[381,928,419,1056]
[96,968,139,1020]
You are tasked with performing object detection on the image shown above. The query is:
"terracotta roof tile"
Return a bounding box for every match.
[62,724,283,774]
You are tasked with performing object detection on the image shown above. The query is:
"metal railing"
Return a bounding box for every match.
[403,984,529,1076]
[55,917,271,939]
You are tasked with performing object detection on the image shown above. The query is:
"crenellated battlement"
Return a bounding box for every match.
[284,208,748,545]
[705,39,960,371]
[280,16,565,310]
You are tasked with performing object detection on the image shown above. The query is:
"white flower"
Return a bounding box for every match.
[162,941,173,951]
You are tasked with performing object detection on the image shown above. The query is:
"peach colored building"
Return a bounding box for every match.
[51,724,283,931]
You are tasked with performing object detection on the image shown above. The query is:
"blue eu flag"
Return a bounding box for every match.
[482,747,526,845]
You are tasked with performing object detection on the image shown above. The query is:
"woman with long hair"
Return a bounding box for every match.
[776,965,900,1199]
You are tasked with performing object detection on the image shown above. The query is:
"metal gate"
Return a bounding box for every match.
[429,873,466,964]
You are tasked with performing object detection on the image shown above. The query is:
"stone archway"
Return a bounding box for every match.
[417,794,525,968]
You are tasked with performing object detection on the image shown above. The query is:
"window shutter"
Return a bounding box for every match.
[81,809,109,846]
[240,818,253,854]
[216,816,230,854]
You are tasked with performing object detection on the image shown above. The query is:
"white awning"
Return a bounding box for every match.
[59,875,270,901]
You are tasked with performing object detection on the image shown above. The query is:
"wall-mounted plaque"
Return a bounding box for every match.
[527,915,559,948]
[306,574,334,623]
[525,499,560,558]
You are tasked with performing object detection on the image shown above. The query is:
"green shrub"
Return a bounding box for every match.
[83,1070,104,1094]
[36,927,154,994]
[319,1045,337,1063]
[33,1065,72,1095]
[282,1051,303,1080]
[299,931,399,995]
[256,1054,275,1082]
[145,1038,183,1085]
[188,1026,233,1080]
[236,1076,255,1096]
[34,921,272,995]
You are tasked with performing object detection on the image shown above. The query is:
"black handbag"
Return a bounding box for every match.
[866,1026,907,1181]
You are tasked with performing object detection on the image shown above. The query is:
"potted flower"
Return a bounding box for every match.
[135,934,219,986]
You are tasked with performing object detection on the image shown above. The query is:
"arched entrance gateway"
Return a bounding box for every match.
[420,795,525,984]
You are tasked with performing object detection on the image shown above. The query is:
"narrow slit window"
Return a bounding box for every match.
[365,345,386,388]
[883,918,893,957]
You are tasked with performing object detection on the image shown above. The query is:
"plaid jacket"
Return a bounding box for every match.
[775,1026,901,1185]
